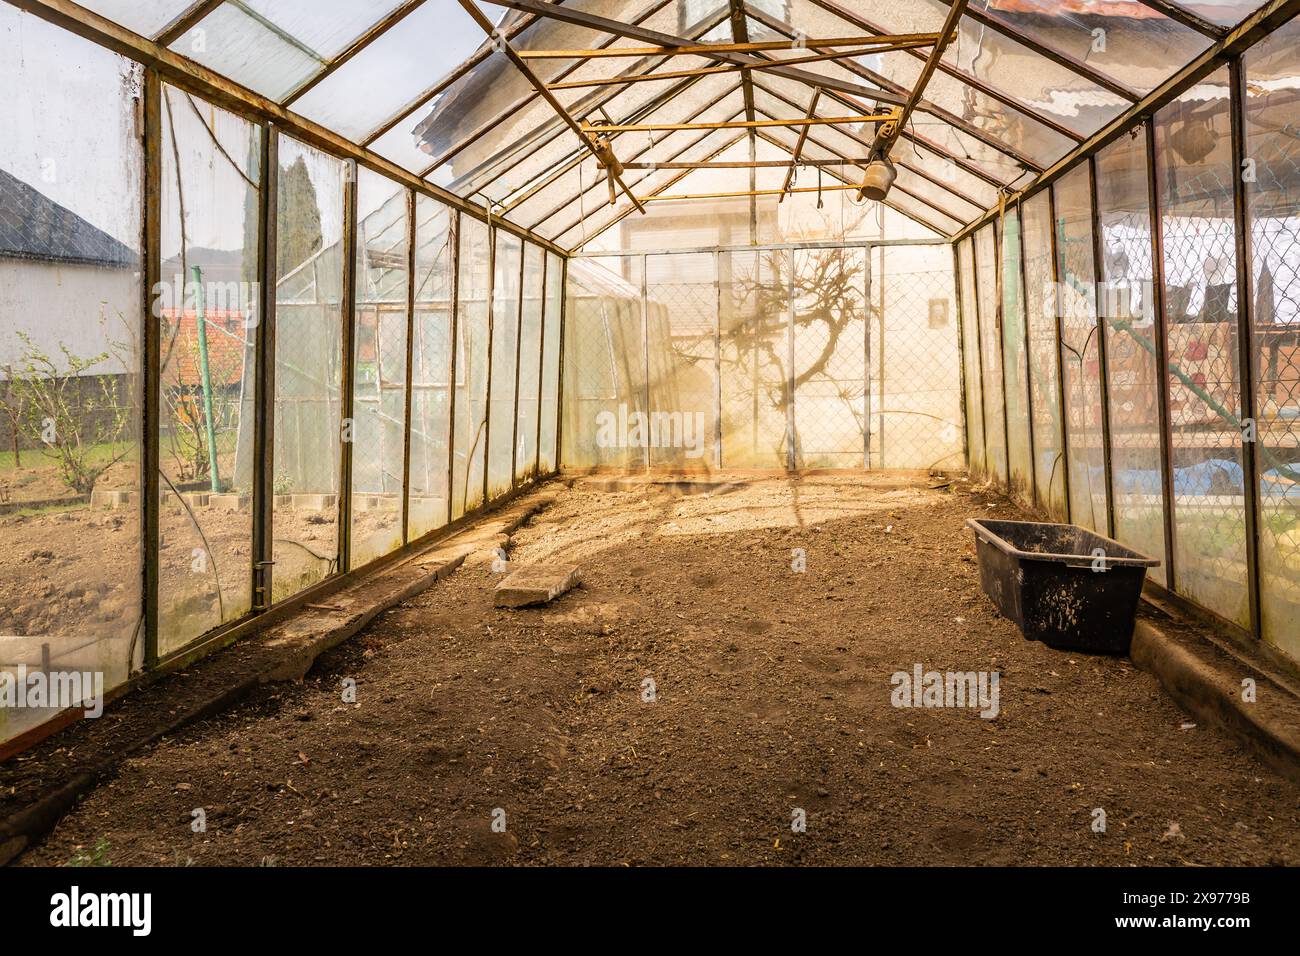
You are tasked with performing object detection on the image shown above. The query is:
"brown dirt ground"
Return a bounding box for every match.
[16,475,1300,866]
[0,498,398,649]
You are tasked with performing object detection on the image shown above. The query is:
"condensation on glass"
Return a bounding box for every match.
[975,224,1008,483]
[1000,206,1034,500]
[958,238,986,477]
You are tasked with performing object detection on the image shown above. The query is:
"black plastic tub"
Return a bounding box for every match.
[965,519,1160,655]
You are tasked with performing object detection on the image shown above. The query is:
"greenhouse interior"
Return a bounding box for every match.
[2,0,1300,874]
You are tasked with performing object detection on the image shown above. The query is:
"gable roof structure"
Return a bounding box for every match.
[18,0,1293,252]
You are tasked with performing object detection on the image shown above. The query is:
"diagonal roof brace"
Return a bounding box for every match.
[455,0,645,214]
[862,0,968,200]
[780,87,822,203]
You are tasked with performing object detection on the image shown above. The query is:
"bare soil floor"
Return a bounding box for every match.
[18,475,1300,866]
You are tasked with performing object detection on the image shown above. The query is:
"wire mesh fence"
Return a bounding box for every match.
[563,243,961,473]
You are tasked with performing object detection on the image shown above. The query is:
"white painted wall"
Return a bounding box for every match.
[0,258,138,377]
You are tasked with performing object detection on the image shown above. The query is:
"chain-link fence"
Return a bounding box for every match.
[563,243,961,473]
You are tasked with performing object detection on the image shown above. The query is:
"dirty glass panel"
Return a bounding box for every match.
[176,1,414,103]
[719,250,791,468]
[408,196,454,540]
[271,136,345,602]
[975,224,1007,483]
[486,232,521,499]
[1096,132,1168,582]
[350,170,408,568]
[893,165,984,225]
[646,253,719,470]
[1001,206,1033,502]
[1022,191,1067,518]
[515,243,545,482]
[974,0,1210,95]
[1155,68,1248,627]
[792,248,864,468]
[78,0,192,37]
[158,87,259,652]
[874,246,963,471]
[1246,20,1300,660]
[0,11,143,745]
[1054,167,1109,534]
[292,0,488,142]
[945,1,1131,137]
[452,216,490,518]
[539,252,564,473]
[958,239,985,477]
[1179,2,1267,26]
[562,256,646,470]
[169,1,321,102]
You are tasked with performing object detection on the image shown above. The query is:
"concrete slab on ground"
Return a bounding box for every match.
[495,564,581,607]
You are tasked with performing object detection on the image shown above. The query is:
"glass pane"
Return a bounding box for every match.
[958,238,985,475]
[408,195,455,540]
[452,215,490,518]
[351,170,408,568]
[171,2,322,102]
[158,87,260,652]
[977,0,1211,95]
[175,1,410,103]
[77,0,192,37]
[1054,165,1109,533]
[293,0,489,142]
[1246,19,1300,659]
[539,252,564,473]
[0,11,143,745]
[1022,191,1067,517]
[487,231,521,499]
[1096,130,1168,582]
[975,224,1007,482]
[272,136,345,602]
[1155,67,1248,627]
[1179,2,1267,26]
[515,243,545,481]
[1001,206,1033,500]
